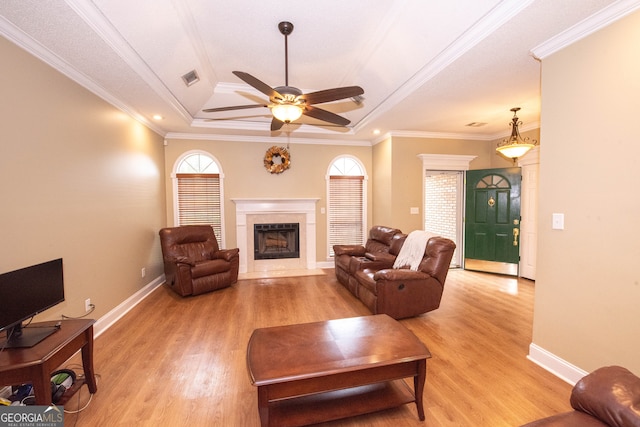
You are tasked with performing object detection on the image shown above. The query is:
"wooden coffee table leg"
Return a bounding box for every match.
[257,386,270,427]
[414,358,427,421]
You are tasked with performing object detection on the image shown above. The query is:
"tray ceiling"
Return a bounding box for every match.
[1,0,634,143]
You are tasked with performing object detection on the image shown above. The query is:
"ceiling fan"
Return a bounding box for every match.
[202,21,364,131]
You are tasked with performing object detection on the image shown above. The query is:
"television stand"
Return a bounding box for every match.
[0,319,97,405]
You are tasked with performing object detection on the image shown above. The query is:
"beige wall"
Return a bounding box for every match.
[372,136,393,226]
[533,10,640,373]
[163,139,372,260]
[162,134,505,264]
[375,135,497,233]
[0,37,166,322]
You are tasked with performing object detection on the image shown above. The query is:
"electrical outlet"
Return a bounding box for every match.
[85,298,91,313]
[141,267,146,278]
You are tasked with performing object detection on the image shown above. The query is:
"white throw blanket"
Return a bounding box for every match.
[393,230,438,271]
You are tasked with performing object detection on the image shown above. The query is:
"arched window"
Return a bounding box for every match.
[326,156,367,257]
[173,152,225,245]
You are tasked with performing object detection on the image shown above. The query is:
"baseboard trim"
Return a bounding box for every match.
[93,275,165,338]
[527,343,588,386]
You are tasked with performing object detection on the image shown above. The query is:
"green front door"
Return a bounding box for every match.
[464,168,521,275]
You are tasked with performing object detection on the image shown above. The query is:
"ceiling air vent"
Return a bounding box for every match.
[465,122,487,127]
[181,70,200,87]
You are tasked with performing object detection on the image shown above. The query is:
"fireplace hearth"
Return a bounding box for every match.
[254,223,300,260]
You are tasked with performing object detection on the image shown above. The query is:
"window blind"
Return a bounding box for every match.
[177,173,222,241]
[329,176,364,256]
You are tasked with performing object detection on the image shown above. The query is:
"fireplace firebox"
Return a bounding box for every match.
[254,223,300,260]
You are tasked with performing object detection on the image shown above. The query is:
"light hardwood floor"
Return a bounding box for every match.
[63,269,573,426]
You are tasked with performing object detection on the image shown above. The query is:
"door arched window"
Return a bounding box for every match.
[173,152,225,245]
[326,156,367,257]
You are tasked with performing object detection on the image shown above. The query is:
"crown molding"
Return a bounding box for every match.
[190,118,366,139]
[0,14,167,137]
[64,0,193,123]
[355,0,536,132]
[164,132,372,147]
[531,0,640,60]
[418,154,477,171]
[389,130,491,141]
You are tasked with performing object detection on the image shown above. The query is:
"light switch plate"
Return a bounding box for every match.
[552,213,564,230]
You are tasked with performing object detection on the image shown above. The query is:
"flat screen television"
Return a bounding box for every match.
[0,258,65,349]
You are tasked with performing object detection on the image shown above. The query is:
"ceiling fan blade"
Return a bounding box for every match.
[233,71,282,99]
[300,86,364,105]
[271,117,285,131]
[303,105,351,126]
[202,104,267,113]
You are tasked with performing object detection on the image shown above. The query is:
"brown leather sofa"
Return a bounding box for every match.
[159,225,239,296]
[521,366,640,427]
[334,226,456,319]
[334,225,405,295]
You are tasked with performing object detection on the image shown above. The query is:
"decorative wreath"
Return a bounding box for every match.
[264,146,291,174]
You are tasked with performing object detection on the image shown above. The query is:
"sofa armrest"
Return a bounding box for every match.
[163,254,196,266]
[334,245,366,256]
[165,262,193,296]
[365,252,396,263]
[569,366,640,427]
[214,248,240,262]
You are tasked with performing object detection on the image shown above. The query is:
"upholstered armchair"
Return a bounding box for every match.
[353,236,456,319]
[159,225,239,297]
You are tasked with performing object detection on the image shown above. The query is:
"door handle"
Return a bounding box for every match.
[513,228,519,246]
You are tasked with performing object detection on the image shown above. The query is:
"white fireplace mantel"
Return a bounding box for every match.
[232,198,319,273]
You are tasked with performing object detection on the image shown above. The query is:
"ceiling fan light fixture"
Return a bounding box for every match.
[271,103,303,123]
[496,107,538,160]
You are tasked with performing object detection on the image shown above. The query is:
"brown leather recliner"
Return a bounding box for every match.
[521,365,640,427]
[159,225,239,296]
[353,236,456,319]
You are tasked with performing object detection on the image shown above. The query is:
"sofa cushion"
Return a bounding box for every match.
[355,269,377,295]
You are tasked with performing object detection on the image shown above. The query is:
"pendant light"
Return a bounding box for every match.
[496,107,537,160]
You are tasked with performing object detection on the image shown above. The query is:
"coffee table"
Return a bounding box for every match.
[246,314,431,426]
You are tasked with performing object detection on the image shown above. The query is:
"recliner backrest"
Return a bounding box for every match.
[365,226,402,253]
[160,225,220,263]
[389,233,407,256]
[417,237,456,284]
